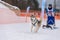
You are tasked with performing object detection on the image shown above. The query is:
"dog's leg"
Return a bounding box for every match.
[31,25,33,32]
[34,27,38,32]
[34,24,40,32]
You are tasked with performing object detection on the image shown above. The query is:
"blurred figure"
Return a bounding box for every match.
[26,6,30,13]
[30,13,42,32]
[42,4,56,29]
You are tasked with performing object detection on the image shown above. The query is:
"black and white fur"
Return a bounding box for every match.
[30,15,42,32]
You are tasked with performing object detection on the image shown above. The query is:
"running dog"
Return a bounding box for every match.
[30,14,42,32]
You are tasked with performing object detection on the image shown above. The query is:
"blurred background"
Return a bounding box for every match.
[1,0,60,11]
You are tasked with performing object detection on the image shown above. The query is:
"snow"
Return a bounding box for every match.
[0,2,30,24]
[0,20,60,40]
[0,3,9,9]
[0,6,28,24]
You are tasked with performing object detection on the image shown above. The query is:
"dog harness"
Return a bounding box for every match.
[31,16,41,26]
[31,16,38,26]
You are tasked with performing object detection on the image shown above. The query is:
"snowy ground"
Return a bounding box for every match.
[0,20,60,40]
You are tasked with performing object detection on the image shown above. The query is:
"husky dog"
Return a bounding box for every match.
[30,14,42,32]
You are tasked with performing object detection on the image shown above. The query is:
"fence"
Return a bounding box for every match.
[19,10,60,20]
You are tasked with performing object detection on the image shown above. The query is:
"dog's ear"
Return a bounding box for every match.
[30,12,35,17]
